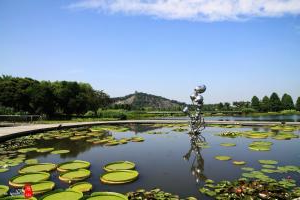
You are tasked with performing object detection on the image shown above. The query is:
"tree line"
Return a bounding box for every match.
[202,93,300,113]
[0,75,110,117]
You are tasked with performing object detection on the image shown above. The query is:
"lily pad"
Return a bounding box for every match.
[103,161,135,172]
[1,196,37,200]
[130,137,145,142]
[0,168,9,173]
[17,148,37,153]
[70,182,92,192]
[19,163,57,174]
[100,170,139,184]
[9,172,50,187]
[25,159,38,164]
[220,143,236,147]
[59,169,91,183]
[248,141,273,151]
[88,192,128,200]
[241,167,254,171]
[214,156,231,161]
[0,185,9,197]
[57,160,91,172]
[37,148,55,153]
[51,150,70,154]
[258,160,278,165]
[233,161,246,165]
[29,181,55,194]
[40,189,83,200]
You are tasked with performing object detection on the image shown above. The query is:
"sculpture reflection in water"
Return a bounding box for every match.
[183,85,207,183]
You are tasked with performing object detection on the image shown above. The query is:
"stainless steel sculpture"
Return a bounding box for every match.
[183,84,207,183]
[183,84,206,135]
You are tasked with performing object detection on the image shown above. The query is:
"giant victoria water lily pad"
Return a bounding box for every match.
[100,170,139,184]
[214,156,232,161]
[87,192,128,200]
[19,163,56,173]
[248,141,273,151]
[57,160,91,172]
[0,185,9,197]
[37,148,55,153]
[59,169,91,183]
[40,189,83,200]
[29,181,55,194]
[258,160,278,165]
[103,161,135,172]
[69,182,93,192]
[51,150,70,154]
[220,143,236,147]
[9,172,50,187]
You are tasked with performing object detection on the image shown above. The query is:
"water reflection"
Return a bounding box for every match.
[184,133,207,183]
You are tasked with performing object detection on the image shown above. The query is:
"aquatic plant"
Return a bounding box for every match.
[57,160,90,172]
[100,170,139,184]
[40,189,83,200]
[9,172,50,187]
[214,156,232,161]
[69,182,93,192]
[19,163,57,173]
[59,169,91,183]
[103,161,135,172]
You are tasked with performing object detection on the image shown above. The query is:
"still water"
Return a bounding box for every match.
[160,114,300,122]
[0,125,299,199]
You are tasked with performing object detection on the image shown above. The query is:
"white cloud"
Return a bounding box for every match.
[67,0,300,21]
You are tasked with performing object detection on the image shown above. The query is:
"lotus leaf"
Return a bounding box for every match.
[37,148,55,153]
[214,156,231,161]
[40,189,83,200]
[220,143,236,147]
[19,163,56,173]
[57,160,90,172]
[88,192,128,200]
[0,168,9,173]
[59,169,91,183]
[103,161,135,172]
[130,137,144,142]
[0,185,9,197]
[258,160,278,165]
[233,161,246,165]
[9,172,50,187]
[30,181,55,194]
[100,170,139,184]
[25,159,38,164]
[51,150,70,154]
[70,182,92,192]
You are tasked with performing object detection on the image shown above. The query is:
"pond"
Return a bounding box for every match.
[159,114,300,122]
[0,124,300,199]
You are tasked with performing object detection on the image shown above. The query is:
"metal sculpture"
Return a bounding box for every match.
[183,85,206,135]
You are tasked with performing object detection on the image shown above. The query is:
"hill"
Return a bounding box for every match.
[112,92,186,110]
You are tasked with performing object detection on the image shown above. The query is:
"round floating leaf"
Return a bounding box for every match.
[104,141,119,146]
[51,150,70,154]
[0,185,9,197]
[100,170,139,184]
[25,159,38,165]
[258,160,278,165]
[0,168,9,173]
[17,148,37,153]
[103,161,135,172]
[244,132,270,139]
[262,165,276,169]
[214,156,231,161]
[248,141,272,152]
[40,189,83,200]
[130,137,145,142]
[59,169,91,183]
[57,160,90,172]
[261,169,278,173]
[37,148,55,153]
[29,181,55,194]
[19,163,57,174]
[88,192,128,200]
[9,172,50,188]
[241,167,254,171]
[220,143,236,147]
[70,182,92,192]
[233,161,246,165]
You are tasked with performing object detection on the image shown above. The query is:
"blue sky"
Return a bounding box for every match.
[0,0,300,104]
